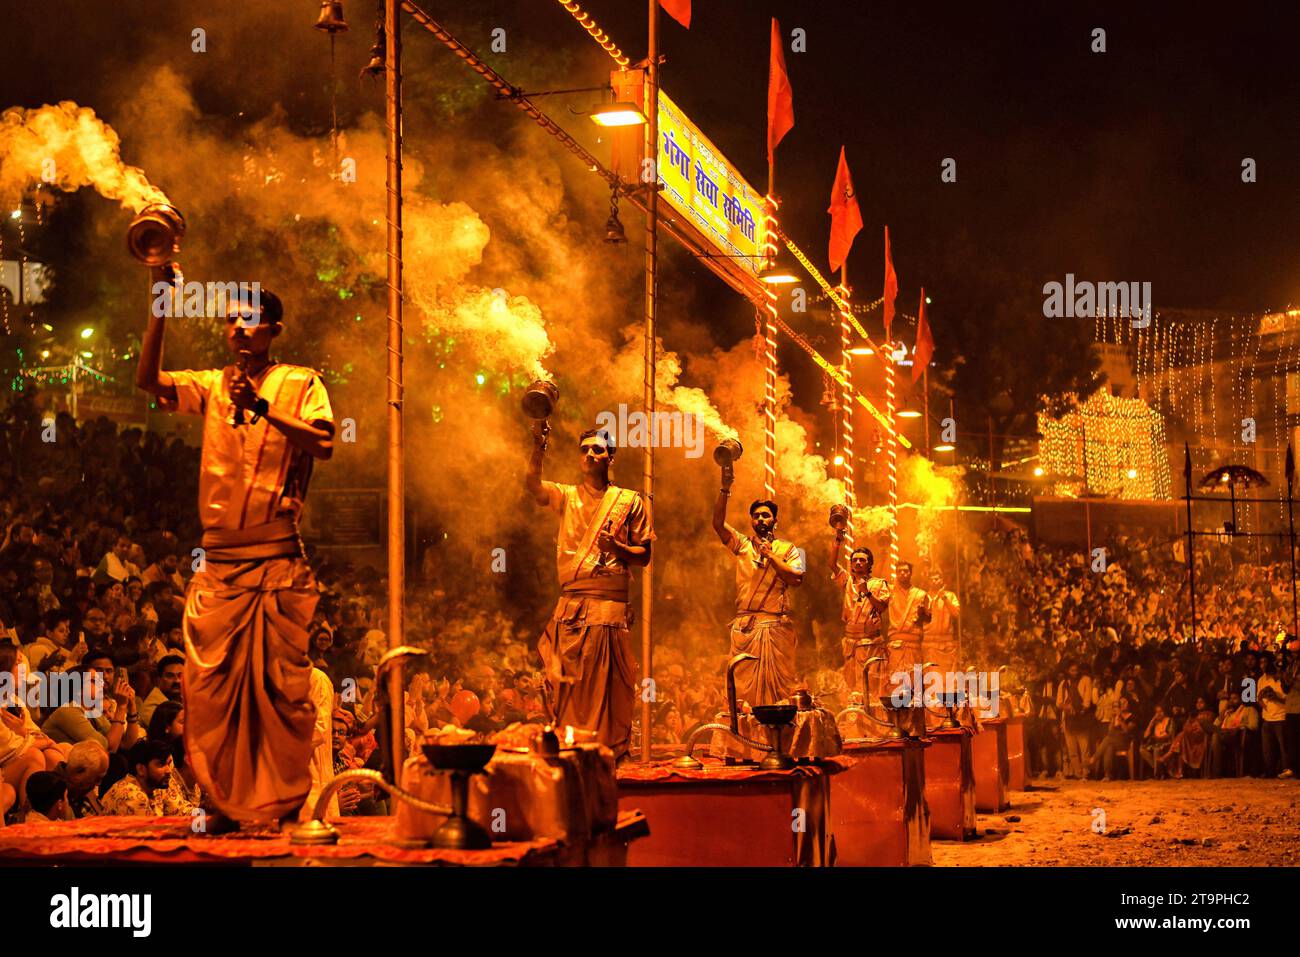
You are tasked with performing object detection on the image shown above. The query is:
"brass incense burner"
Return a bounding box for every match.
[421,743,497,850]
[713,438,743,466]
[521,379,559,419]
[751,704,797,771]
[127,203,185,266]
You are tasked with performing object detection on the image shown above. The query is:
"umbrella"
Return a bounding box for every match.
[1198,464,1269,539]
[1198,464,1270,490]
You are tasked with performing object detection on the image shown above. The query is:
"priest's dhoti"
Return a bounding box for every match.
[538,585,634,760]
[183,521,317,821]
[729,612,797,707]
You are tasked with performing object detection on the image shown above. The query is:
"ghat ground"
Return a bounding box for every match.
[932,777,1300,866]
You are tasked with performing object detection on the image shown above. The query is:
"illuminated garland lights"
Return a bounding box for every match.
[554,0,630,69]
[761,195,780,500]
[0,226,9,336]
[1038,390,1172,500]
[836,280,856,552]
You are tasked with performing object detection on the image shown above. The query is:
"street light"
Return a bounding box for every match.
[589,102,647,127]
[758,255,799,284]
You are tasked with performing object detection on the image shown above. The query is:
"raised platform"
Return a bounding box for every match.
[972,719,1011,813]
[1004,716,1028,791]
[924,727,977,840]
[0,812,649,867]
[835,737,931,865]
[616,758,843,866]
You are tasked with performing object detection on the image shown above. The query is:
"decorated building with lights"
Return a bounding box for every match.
[1038,388,1173,500]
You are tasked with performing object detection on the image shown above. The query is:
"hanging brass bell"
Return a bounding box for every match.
[360,44,385,78]
[314,1,349,33]
[603,208,626,244]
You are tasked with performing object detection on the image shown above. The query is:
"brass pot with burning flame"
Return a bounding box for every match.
[127,203,185,266]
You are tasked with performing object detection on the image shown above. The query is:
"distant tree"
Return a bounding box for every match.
[923,229,1104,472]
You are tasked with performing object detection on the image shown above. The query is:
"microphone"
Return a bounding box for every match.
[233,350,251,426]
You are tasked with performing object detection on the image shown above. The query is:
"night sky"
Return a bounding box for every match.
[4,0,1300,421]
[6,1,1299,315]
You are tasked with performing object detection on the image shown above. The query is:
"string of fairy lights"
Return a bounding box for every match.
[1085,307,1300,522]
[760,195,781,500]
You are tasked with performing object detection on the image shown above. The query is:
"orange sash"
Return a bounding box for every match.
[561,486,637,585]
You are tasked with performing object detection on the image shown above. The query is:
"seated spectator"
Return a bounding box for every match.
[146,700,184,744]
[0,644,71,801]
[102,739,172,816]
[138,655,184,730]
[1091,695,1138,781]
[141,552,185,594]
[23,770,68,823]
[21,609,82,672]
[57,740,110,818]
[42,652,142,754]
[78,607,111,648]
[93,533,140,585]
[1140,704,1174,776]
[143,702,198,816]
[331,709,383,816]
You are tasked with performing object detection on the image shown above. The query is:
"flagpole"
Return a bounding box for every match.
[640,0,659,763]
[923,367,930,454]
[384,0,406,783]
[839,261,855,565]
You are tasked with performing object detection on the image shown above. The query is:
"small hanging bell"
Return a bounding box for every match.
[360,42,385,78]
[314,1,349,33]
[603,208,627,244]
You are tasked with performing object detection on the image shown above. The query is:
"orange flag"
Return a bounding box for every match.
[827,146,862,273]
[913,288,934,383]
[660,0,690,28]
[767,18,794,169]
[882,226,898,340]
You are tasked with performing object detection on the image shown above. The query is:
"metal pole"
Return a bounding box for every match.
[1184,443,1197,646]
[640,0,658,763]
[952,510,962,664]
[385,0,406,783]
[923,367,930,455]
[1287,445,1297,639]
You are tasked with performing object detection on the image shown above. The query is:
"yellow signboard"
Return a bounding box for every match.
[656,91,765,277]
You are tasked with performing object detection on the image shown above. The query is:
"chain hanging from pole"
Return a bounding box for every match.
[314,2,349,172]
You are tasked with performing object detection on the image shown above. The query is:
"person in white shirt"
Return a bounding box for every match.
[1056,661,1097,779]
[93,534,141,584]
[1257,652,1293,778]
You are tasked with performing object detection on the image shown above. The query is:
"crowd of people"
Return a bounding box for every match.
[967,526,1300,781]
[1,398,1297,826]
